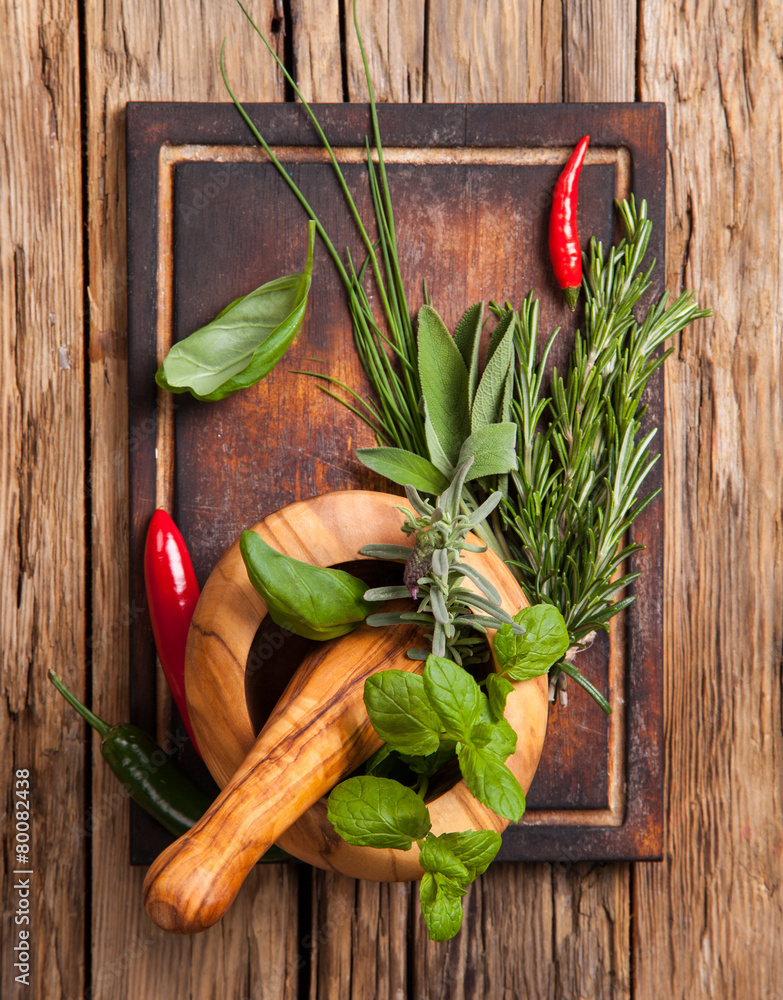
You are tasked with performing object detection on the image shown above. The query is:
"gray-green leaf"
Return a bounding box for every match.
[471,318,514,432]
[364,671,443,756]
[418,305,471,466]
[240,530,377,641]
[494,604,569,680]
[156,222,315,400]
[452,302,483,405]
[326,776,431,849]
[457,423,518,480]
[356,447,450,495]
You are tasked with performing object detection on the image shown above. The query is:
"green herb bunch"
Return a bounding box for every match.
[360,459,520,665]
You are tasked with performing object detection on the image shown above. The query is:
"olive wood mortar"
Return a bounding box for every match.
[143,491,548,934]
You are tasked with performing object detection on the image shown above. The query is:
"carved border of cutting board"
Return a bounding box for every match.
[127,102,665,863]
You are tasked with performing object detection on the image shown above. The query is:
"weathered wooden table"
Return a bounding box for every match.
[3,2,782,998]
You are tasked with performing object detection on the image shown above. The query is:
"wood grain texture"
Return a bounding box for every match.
[636,1,783,997]
[84,1,293,997]
[563,0,636,102]
[0,1,85,997]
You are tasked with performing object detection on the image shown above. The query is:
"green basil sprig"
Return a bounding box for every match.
[156,221,315,400]
[239,529,378,641]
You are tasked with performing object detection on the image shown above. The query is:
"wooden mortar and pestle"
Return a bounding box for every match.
[143,491,549,934]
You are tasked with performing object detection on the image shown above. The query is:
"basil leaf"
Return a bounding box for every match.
[364,672,443,756]
[326,776,431,849]
[494,604,569,680]
[458,746,526,822]
[457,423,518,480]
[436,830,502,881]
[423,655,482,742]
[452,302,483,405]
[419,872,466,942]
[485,674,515,720]
[355,447,450,494]
[471,319,514,432]
[419,835,470,882]
[156,222,315,400]
[417,305,471,466]
[240,531,377,641]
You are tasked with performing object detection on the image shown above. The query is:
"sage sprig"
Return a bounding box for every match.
[361,460,522,666]
[156,222,315,400]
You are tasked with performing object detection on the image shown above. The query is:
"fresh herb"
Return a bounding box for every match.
[156,222,315,401]
[361,460,522,665]
[493,605,569,681]
[504,197,710,707]
[239,529,379,641]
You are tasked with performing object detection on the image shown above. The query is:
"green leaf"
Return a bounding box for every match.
[485,674,515,720]
[419,871,466,941]
[437,829,502,880]
[457,423,518,480]
[424,404,455,477]
[419,835,470,882]
[398,741,457,777]
[356,447,450,494]
[156,222,315,400]
[452,302,483,405]
[471,319,514,432]
[327,776,431,850]
[363,744,396,777]
[364,672,443,756]
[417,305,471,466]
[494,605,569,681]
[458,746,526,822]
[423,655,482,742]
[240,530,377,641]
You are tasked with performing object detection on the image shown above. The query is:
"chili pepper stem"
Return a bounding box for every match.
[562,285,581,311]
[48,670,111,739]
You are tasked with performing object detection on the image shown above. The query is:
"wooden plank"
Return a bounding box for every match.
[635,1,783,997]
[84,3,300,999]
[0,1,85,998]
[563,0,636,102]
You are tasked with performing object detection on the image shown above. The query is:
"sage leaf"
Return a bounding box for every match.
[363,671,443,756]
[156,222,315,400]
[436,829,502,880]
[423,404,455,477]
[358,543,413,560]
[471,318,514,432]
[326,776,431,849]
[240,530,377,641]
[422,654,482,742]
[417,305,471,466]
[452,302,483,405]
[494,604,569,680]
[356,447,450,495]
[419,871,466,941]
[457,423,518,480]
[458,745,526,822]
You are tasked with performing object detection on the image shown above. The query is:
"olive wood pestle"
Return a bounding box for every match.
[143,614,422,934]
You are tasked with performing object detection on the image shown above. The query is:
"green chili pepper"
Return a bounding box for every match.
[48,670,290,860]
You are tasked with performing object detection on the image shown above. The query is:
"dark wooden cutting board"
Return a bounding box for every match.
[127,101,665,864]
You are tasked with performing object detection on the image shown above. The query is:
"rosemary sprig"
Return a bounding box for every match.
[504,197,710,709]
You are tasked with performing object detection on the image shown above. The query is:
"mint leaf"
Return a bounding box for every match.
[419,871,466,942]
[437,830,502,880]
[364,672,443,756]
[423,655,482,742]
[327,776,431,850]
[398,741,457,777]
[485,674,515,720]
[419,835,470,883]
[458,746,526,822]
[494,604,569,680]
[473,716,517,761]
[356,447,450,495]
[418,305,471,466]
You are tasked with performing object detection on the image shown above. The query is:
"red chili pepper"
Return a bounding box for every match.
[549,135,590,311]
[144,509,201,755]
